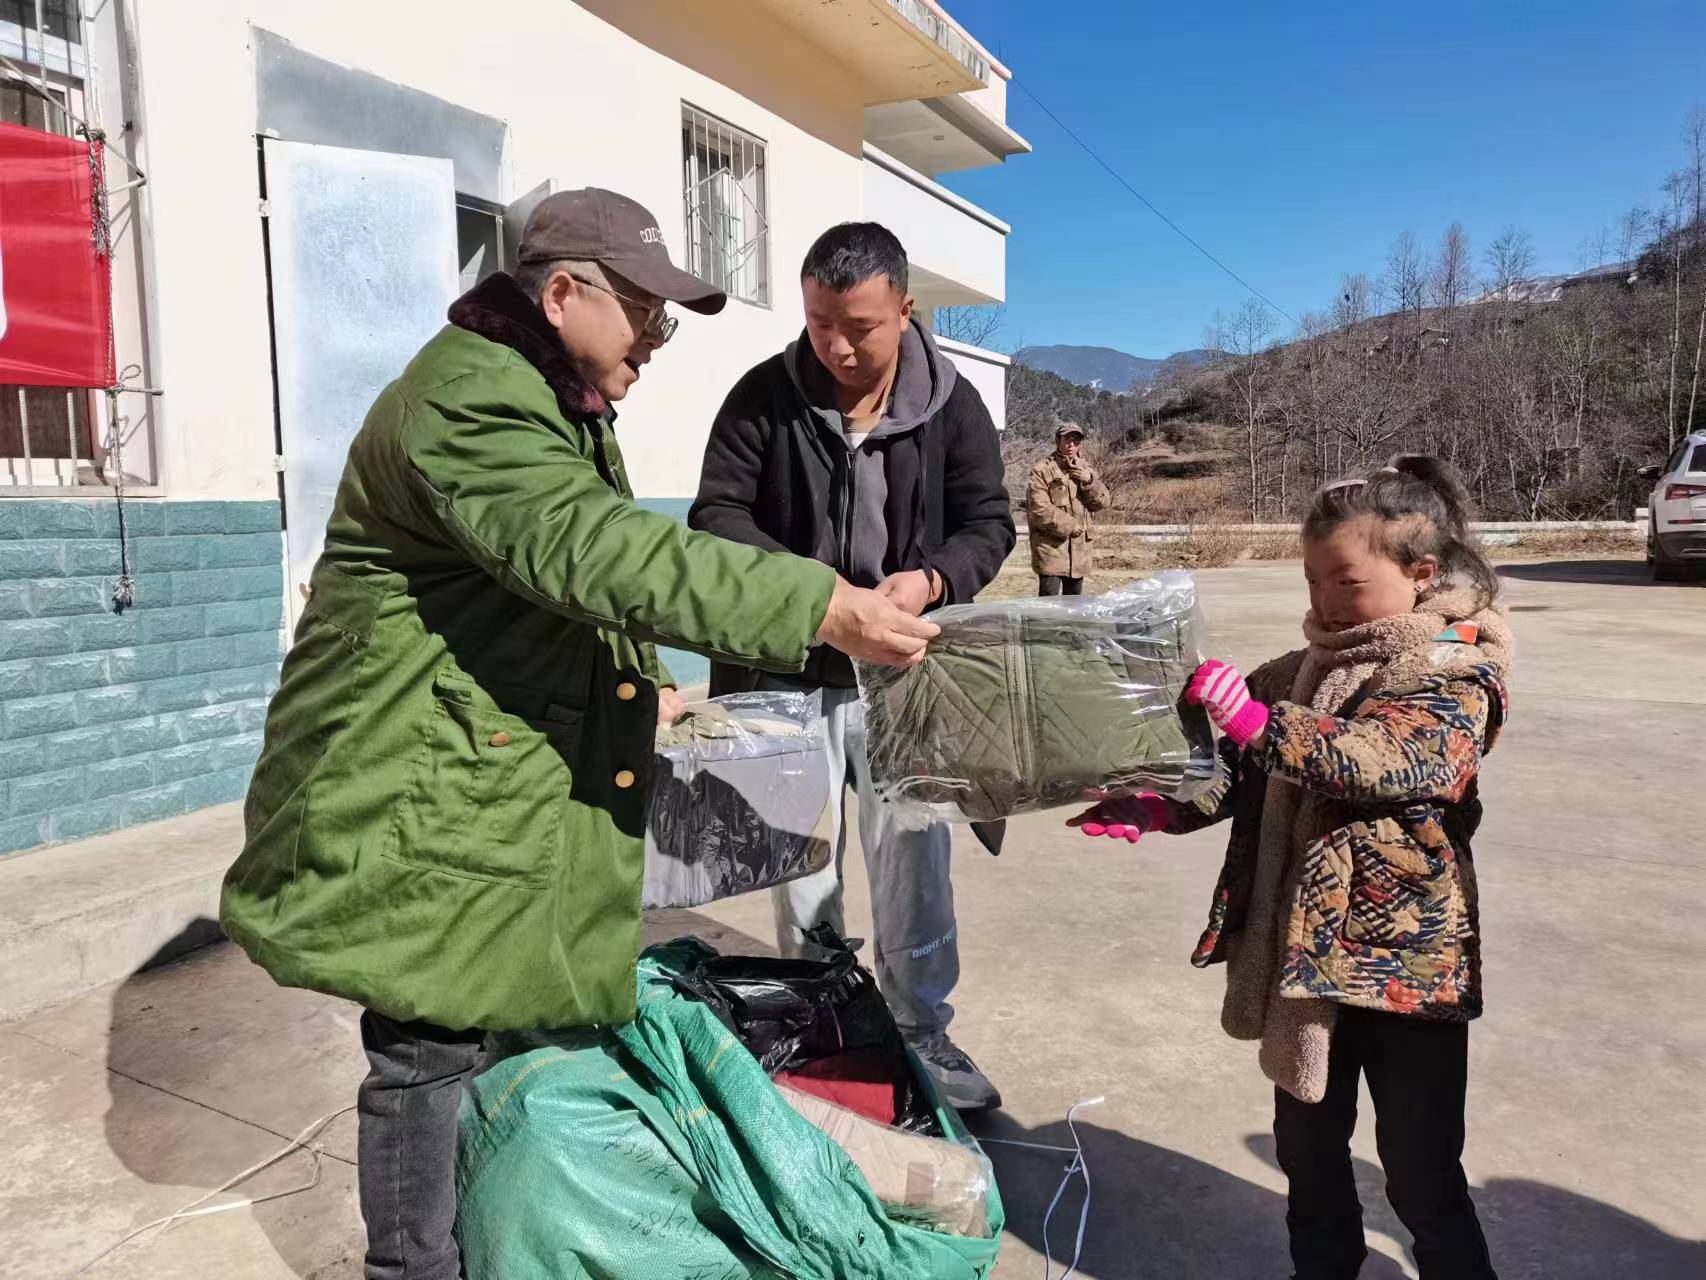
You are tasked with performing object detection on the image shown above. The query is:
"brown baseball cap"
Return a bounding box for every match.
[518,188,727,315]
[1056,422,1086,439]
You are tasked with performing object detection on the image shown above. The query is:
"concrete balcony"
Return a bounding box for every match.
[748,0,986,104]
[863,144,1007,308]
[864,50,1031,177]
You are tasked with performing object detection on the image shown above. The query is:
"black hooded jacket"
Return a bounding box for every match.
[690,320,1014,691]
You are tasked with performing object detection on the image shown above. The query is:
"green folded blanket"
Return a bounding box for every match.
[858,572,1218,825]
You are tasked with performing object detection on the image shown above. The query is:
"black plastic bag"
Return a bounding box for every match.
[673,925,943,1136]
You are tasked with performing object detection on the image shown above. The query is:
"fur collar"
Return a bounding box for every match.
[447,273,609,420]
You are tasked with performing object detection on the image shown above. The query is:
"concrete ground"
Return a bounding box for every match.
[2,557,1702,1280]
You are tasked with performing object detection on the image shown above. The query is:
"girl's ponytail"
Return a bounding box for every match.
[1303,454,1500,609]
[1389,454,1471,538]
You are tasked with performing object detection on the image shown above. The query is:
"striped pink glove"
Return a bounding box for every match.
[1070,793,1168,843]
[1187,659,1269,747]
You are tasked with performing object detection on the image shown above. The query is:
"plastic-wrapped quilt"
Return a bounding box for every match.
[857,571,1218,827]
[644,691,832,909]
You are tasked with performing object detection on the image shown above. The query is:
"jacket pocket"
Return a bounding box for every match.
[384,670,583,887]
[1342,816,1457,951]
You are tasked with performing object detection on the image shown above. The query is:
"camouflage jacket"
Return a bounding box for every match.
[1173,655,1509,1021]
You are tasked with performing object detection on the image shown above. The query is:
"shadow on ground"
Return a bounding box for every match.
[100,919,350,1279]
[957,1110,1704,1280]
[969,1115,1703,1280]
[1245,1133,1703,1280]
[1497,559,1704,587]
[94,910,774,1279]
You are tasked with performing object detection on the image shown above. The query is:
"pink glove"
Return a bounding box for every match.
[1071,793,1169,843]
[1187,659,1269,747]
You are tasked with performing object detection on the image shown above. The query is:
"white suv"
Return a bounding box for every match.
[1644,431,1706,580]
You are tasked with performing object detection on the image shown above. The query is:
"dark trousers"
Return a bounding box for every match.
[1038,574,1084,596]
[357,1010,487,1280]
[1274,1007,1497,1280]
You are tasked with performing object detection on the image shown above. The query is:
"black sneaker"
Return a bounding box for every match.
[909,1034,1002,1112]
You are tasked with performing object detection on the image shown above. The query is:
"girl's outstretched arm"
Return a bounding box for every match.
[1069,735,1246,841]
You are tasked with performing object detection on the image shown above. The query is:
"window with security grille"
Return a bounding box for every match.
[2,7,99,487]
[681,104,769,306]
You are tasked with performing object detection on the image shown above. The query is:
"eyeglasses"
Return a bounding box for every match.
[571,274,678,345]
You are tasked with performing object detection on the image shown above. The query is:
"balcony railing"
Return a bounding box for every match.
[862,144,1007,307]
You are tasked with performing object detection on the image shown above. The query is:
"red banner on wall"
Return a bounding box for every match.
[0,122,113,388]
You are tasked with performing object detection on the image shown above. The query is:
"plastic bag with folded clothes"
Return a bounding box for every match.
[673,923,942,1136]
[856,570,1220,828]
[643,691,832,909]
[670,926,996,1239]
[455,938,1003,1280]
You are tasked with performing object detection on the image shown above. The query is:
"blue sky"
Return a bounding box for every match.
[937,0,1706,358]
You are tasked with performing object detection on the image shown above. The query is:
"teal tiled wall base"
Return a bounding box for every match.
[0,500,284,856]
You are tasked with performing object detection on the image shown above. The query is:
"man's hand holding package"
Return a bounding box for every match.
[657,686,687,728]
[875,568,944,617]
[818,577,939,667]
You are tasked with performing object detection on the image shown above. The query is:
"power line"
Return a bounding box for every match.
[1010,78,1296,325]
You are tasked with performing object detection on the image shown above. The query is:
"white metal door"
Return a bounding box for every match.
[263,139,458,621]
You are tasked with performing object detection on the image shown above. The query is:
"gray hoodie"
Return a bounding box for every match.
[784,318,958,587]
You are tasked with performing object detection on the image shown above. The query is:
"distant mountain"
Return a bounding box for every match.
[1014,344,1216,393]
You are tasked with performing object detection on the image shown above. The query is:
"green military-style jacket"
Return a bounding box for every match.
[220,275,834,1031]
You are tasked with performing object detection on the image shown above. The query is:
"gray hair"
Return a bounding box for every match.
[512,257,608,306]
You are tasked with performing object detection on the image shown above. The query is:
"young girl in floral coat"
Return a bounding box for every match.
[1076,456,1511,1280]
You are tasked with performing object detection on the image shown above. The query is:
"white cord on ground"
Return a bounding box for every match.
[1040,1096,1104,1280]
[65,1104,357,1279]
[979,1137,1079,1155]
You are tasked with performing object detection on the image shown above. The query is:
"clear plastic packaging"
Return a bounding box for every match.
[643,691,833,909]
[856,571,1219,828]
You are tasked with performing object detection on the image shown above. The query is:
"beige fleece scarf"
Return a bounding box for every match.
[1220,588,1513,1102]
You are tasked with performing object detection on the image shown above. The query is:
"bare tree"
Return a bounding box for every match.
[1333,272,1374,331]
[1661,171,1691,448]
[1575,226,1612,270]
[1616,206,1650,264]
[1383,231,1427,322]
[1684,105,1706,433]
[932,303,1007,349]
[1482,226,1537,300]
[1208,299,1278,519]
[1430,224,1474,312]
[1689,104,1706,228]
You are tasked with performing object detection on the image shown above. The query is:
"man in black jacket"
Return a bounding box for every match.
[691,222,1014,1110]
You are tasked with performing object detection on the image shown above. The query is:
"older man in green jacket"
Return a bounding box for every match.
[220,189,935,1280]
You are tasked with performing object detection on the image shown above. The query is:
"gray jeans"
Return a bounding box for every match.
[771,685,958,1039]
[356,1010,487,1280]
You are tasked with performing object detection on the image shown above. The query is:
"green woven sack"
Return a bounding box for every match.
[455,940,1004,1279]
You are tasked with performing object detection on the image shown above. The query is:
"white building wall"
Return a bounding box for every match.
[128,0,869,500]
[936,336,1008,432]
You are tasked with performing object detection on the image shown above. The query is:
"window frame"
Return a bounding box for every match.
[680,102,771,309]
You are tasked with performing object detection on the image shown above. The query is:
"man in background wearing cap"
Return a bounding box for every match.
[691,222,1014,1113]
[1026,421,1111,595]
[221,189,937,1280]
